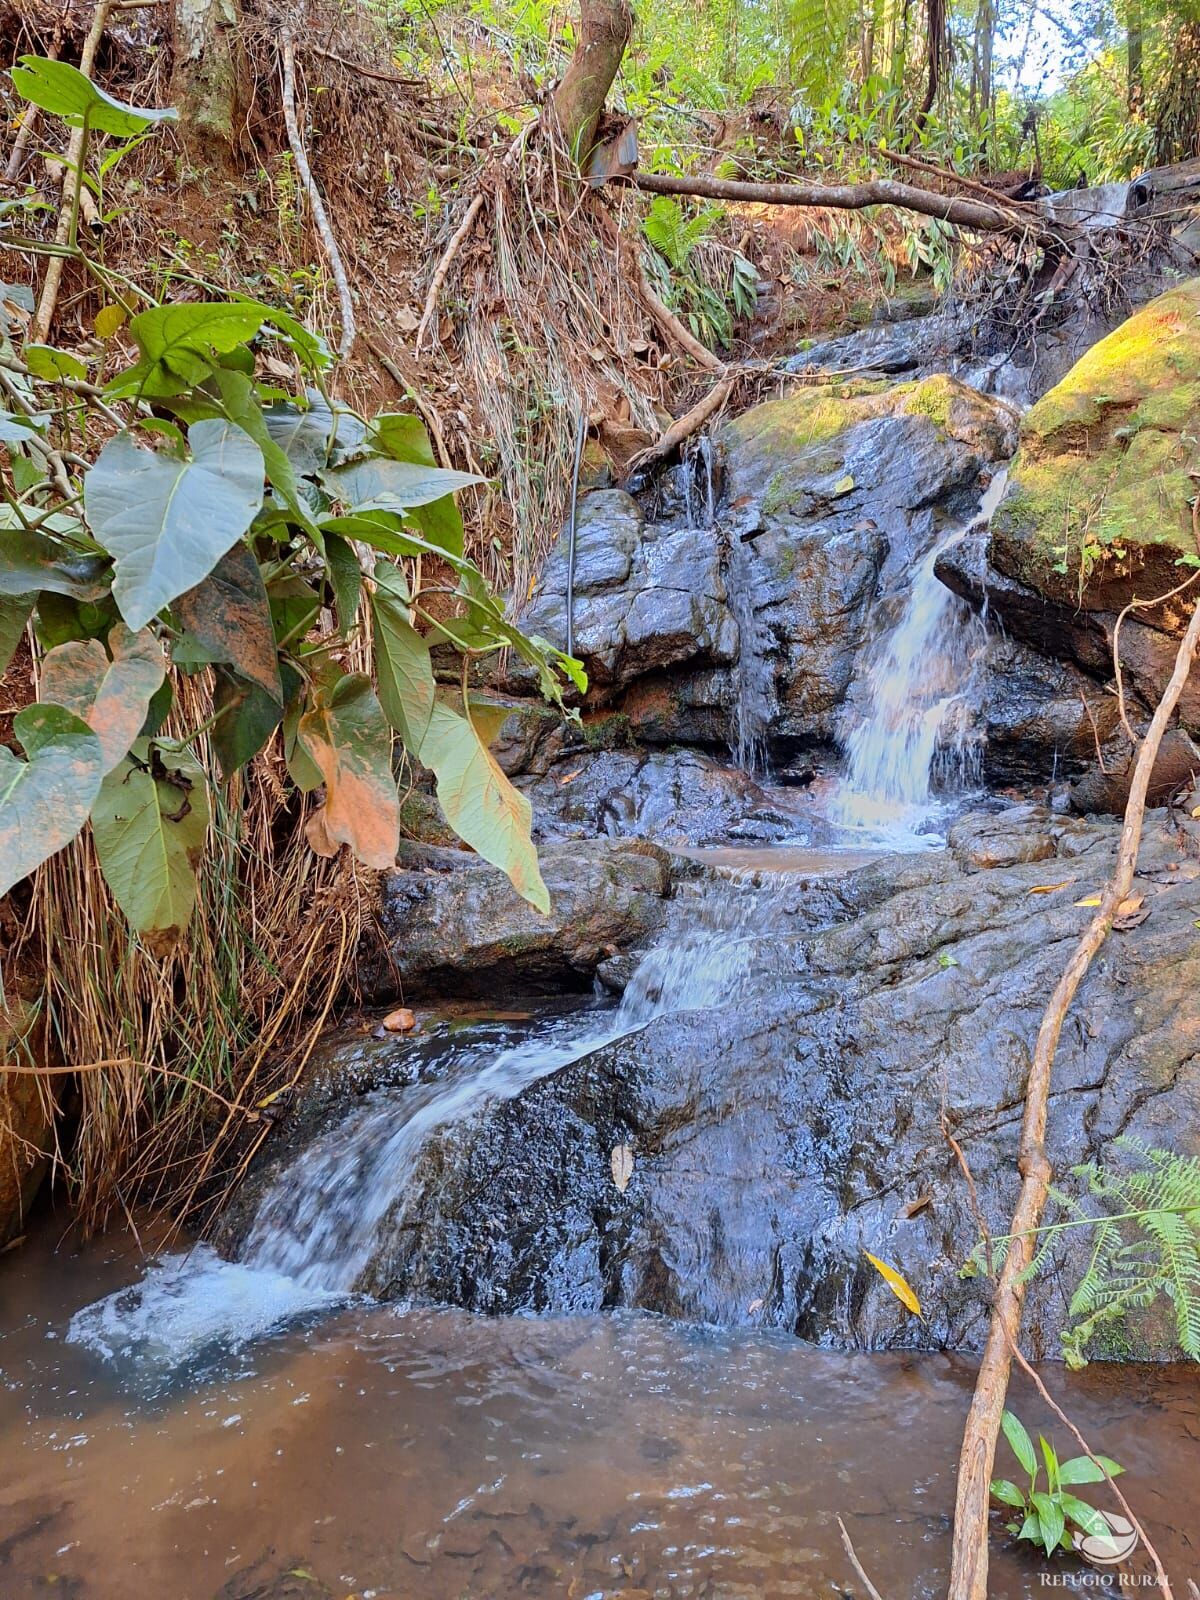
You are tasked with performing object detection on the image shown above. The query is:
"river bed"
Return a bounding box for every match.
[1,1223,1198,1600]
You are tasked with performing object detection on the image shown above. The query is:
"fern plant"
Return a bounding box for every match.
[962,1139,1200,1367]
[642,196,722,272]
[1061,1139,1200,1367]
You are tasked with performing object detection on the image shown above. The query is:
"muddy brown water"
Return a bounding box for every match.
[1,1225,1197,1600]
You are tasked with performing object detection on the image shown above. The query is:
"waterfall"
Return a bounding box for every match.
[831,470,1007,838]
[68,873,797,1366]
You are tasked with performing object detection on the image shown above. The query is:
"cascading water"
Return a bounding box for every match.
[68,872,798,1369]
[831,470,1008,840]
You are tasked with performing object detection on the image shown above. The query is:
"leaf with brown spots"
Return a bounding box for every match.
[297,674,400,870]
[174,543,282,703]
[40,623,166,772]
[0,704,105,897]
[91,737,211,954]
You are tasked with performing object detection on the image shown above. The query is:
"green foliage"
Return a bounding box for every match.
[0,61,583,945]
[1060,1138,1200,1367]
[990,1410,1124,1559]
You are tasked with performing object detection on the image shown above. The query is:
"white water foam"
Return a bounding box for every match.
[830,470,1007,846]
[68,873,795,1373]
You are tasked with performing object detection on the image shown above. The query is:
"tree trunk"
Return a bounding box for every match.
[171,0,250,158]
[551,0,633,164]
[1127,0,1144,117]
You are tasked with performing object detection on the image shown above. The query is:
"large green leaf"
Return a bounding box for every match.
[263,394,366,477]
[105,304,270,399]
[369,562,435,754]
[366,413,465,557]
[297,674,399,869]
[85,421,265,629]
[210,668,284,779]
[174,542,281,704]
[91,737,210,953]
[10,55,178,136]
[322,457,485,519]
[324,533,362,636]
[0,703,105,897]
[420,697,548,913]
[39,623,166,771]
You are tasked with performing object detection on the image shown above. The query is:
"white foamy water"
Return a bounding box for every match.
[68,873,796,1372]
[831,471,1007,844]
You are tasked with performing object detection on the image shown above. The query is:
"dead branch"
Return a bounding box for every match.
[946,493,1200,1600]
[837,1516,888,1600]
[303,44,422,85]
[878,146,1036,208]
[628,374,734,470]
[31,2,112,342]
[633,252,726,374]
[280,31,356,360]
[415,193,485,353]
[624,170,1069,246]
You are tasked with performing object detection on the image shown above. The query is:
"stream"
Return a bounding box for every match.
[5,341,1200,1596]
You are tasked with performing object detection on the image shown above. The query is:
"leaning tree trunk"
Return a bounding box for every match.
[170,0,250,158]
[551,0,633,164]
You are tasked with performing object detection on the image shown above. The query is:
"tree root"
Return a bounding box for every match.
[627,374,734,470]
[415,193,485,353]
[945,494,1200,1600]
[280,31,356,360]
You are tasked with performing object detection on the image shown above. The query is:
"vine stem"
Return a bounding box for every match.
[946,494,1200,1600]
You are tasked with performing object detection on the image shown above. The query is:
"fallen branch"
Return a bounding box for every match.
[624,169,1067,246]
[878,146,1035,208]
[946,493,1200,1600]
[633,251,726,374]
[837,1516,888,1600]
[414,122,537,354]
[627,373,734,470]
[31,3,111,342]
[280,31,356,360]
[415,193,485,353]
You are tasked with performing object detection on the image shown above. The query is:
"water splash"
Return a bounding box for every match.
[69,872,798,1369]
[831,471,1007,842]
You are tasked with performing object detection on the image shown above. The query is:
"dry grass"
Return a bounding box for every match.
[2,668,371,1238]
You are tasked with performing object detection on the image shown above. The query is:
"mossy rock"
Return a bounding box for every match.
[720,374,1013,499]
[992,279,1200,613]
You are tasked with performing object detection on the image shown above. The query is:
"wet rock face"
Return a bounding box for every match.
[362,838,673,1001]
[511,377,1018,759]
[0,1071,51,1248]
[516,746,812,847]
[344,807,1200,1361]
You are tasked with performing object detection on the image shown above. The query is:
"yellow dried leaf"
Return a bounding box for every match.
[1117,894,1144,915]
[1192,807,1200,819]
[94,303,127,339]
[1028,881,1071,894]
[1074,895,1102,907]
[863,1250,921,1316]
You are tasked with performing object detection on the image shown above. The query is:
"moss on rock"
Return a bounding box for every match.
[992,279,1200,611]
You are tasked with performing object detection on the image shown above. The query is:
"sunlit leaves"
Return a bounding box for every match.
[85,421,265,629]
[91,738,210,954]
[0,704,105,896]
[420,698,549,913]
[10,54,178,135]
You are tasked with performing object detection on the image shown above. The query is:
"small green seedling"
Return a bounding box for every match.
[990,1409,1124,1558]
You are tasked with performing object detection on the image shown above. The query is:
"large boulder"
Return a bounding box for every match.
[991,279,1200,618]
[360,837,674,1000]
[322,805,1200,1362]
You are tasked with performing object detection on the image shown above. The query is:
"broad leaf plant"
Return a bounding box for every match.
[1,57,583,950]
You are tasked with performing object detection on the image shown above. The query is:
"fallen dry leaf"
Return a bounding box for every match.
[557,767,584,786]
[863,1249,922,1316]
[304,804,339,858]
[1074,894,1102,907]
[1029,881,1072,894]
[747,1297,765,1314]
[904,1193,933,1218]
[611,1143,635,1193]
[383,1007,416,1033]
